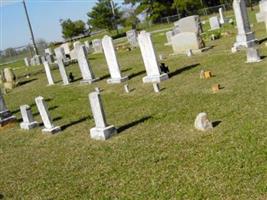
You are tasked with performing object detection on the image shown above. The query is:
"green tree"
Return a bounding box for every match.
[87,0,122,31]
[60,19,86,39]
[124,0,175,23]
[172,0,202,16]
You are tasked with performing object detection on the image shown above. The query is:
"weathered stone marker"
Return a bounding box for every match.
[43,61,55,85]
[233,0,256,48]
[35,96,61,134]
[138,31,169,83]
[89,92,117,140]
[77,45,99,83]
[194,113,213,131]
[0,91,16,126]
[102,35,128,84]
[20,105,38,130]
[212,84,221,93]
[204,71,212,79]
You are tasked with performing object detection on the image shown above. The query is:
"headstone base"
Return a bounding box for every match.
[0,110,16,127]
[20,121,38,130]
[90,125,117,140]
[107,76,128,84]
[42,126,61,134]
[80,77,100,84]
[143,73,169,83]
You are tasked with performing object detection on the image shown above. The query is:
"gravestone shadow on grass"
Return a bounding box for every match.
[38,116,62,127]
[212,120,222,128]
[169,63,200,78]
[128,70,146,79]
[100,74,110,80]
[258,37,267,44]
[117,116,152,133]
[0,194,4,199]
[18,78,38,86]
[61,116,91,131]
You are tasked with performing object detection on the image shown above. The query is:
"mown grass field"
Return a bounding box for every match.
[0,8,267,199]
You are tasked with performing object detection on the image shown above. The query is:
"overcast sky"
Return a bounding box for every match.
[0,0,124,50]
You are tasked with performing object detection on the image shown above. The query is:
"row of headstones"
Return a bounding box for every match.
[165,8,233,55]
[44,31,169,88]
[24,53,55,67]
[0,89,212,140]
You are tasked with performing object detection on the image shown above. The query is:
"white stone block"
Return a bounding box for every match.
[77,45,99,84]
[20,105,38,130]
[43,61,55,85]
[233,0,256,48]
[102,35,128,84]
[89,92,117,140]
[138,31,168,83]
[35,96,61,134]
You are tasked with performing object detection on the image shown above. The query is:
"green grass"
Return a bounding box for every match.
[0,9,267,199]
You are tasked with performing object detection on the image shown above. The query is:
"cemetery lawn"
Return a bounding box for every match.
[1,11,267,199]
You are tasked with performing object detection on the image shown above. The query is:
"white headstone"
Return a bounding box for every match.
[55,49,69,85]
[54,47,67,62]
[102,35,128,84]
[233,0,256,48]
[194,112,213,131]
[165,31,173,45]
[43,61,55,85]
[219,8,225,24]
[0,91,16,126]
[84,41,92,53]
[89,92,117,140]
[45,48,53,55]
[209,16,221,30]
[73,41,81,49]
[171,32,204,54]
[126,30,138,47]
[20,105,38,130]
[92,39,103,53]
[60,43,71,55]
[174,15,203,34]
[138,31,169,83]
[45,54,54,64]
[256,0,267,22]
[35,96,61,134]
[34,55,41,65]
[77,45,99,83]
[24,57,30,67]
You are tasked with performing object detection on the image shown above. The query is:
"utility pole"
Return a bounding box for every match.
[110,0,119,34]
[22,0,39,55]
